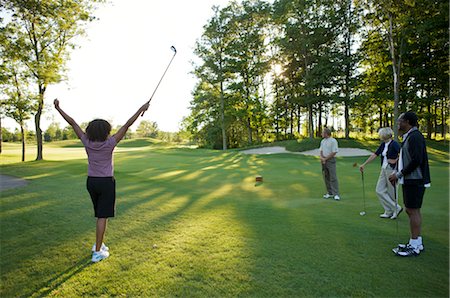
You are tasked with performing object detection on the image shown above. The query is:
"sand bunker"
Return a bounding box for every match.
[240,146,372,156]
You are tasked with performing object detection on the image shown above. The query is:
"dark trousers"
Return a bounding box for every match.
[322,158,339,195]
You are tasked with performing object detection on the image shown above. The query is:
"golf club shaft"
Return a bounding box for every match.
[361,171,366,212]
[141,49,177,116]
[394,180,399,241]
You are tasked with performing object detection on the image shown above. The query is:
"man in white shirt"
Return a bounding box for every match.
[319,127,340,200]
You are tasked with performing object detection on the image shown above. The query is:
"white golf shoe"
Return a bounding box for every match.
[379,212,392,218]
[92,250,110,263]
[390,207,403,219]
[92,243,109,252]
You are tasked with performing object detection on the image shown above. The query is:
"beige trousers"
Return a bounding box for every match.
[376,167,401,214]
[322,158,339,195]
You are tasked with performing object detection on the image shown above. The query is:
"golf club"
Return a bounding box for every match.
[322,164,328,197]
[141,45,177,116]
[360,170,366,216]
[393,180,399,241]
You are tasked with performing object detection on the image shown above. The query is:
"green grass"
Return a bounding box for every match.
[1,139,449,297]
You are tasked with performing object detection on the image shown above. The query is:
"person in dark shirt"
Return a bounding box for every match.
[360,127,402,219]
[389,112,431,257]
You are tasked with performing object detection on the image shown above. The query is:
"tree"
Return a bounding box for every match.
[274,0,346,139]
[0,44,35,161]
[44,122,62,142]
[227,0,271,144]
[362,0,416,140]
[1,0,103,160]
[334,0,361,139]
[193,5,235,150]
[136,120,159,138]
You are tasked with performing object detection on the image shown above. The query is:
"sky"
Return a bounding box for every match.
[3,0,231,132]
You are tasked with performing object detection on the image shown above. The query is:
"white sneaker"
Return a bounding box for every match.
[92,243,109,252]
[395,244,420,257]
[390,207,403,219]
[334,195,340,201]
[92,250,110,263]
[380,212,392,218]
[396,242,424,252]
[323,194,332,199]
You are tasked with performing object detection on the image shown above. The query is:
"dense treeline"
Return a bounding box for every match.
[1,120,182,143]
[185,0,449,149]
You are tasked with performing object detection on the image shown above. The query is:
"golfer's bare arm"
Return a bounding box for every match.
[114,103,150,143]
[360,153,377,171]
[54,99,84,139]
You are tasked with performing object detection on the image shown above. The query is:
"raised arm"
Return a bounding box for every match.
[54,99,84,139]
[114,102,150,143]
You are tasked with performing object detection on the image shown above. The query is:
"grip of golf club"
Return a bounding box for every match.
[141,100,151,117]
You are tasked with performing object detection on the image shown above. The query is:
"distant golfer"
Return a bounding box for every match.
[54,99,150,262]
[359,127,402,219]
[389,112,431,257]
[320,127,340,200]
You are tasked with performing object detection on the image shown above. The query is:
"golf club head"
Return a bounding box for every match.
[170,46,177,54]
[360,211,366,216]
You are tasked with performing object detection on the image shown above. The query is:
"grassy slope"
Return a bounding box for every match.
[0,139,448,297]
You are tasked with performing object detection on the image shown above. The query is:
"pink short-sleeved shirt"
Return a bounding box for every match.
[81,134,117,177]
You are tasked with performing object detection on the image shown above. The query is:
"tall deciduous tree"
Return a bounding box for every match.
[193,5,234,150]
[362,0,416,140]
[0,0,102,160]
[0,33,35,161]
[227,0,271,144]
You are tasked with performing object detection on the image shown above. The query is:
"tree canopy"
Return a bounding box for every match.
[187,0,449,149]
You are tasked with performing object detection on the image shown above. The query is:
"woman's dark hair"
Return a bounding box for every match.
[400,111,419,127]
[86,119,111,142]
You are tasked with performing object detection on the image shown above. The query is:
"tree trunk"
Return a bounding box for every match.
[290,109,294,138]
[344,0,352,140]
[284,100,289,138]
[317,102,323,138]
[388,13,401,142]
[385,110,390,128]
[297,105,301,135]
[433,101,438,139]
[35,86,45,160]
[0,116,2,154]
[308,104,314,139]
[442,99,446,140]
[220,81,227,150]
[275,85,280,141]
[426,102,432,139]
[247,117,252,145]
[275,112,279,141]
[21,124,25,162]
[379,107,383,128]
[344,101,350,139]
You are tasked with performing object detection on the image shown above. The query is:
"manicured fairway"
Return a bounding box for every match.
[1,139,448,297]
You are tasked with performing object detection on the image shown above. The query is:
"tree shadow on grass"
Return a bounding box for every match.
[1,147,448,297]
[26,256,93,298]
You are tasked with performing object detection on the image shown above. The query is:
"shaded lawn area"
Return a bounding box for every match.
[0,140,448,297]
